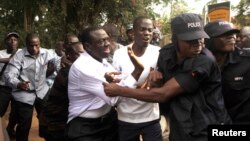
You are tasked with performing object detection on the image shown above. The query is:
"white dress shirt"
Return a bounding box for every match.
[67,52,137,122]
[112,44,160,123]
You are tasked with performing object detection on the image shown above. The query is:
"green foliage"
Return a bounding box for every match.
[158,0,189,44]
[0,0,188,48]
[234,0,250,26]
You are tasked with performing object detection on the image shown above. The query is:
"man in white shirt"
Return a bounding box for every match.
[0,32,20,139]
[112,16,162,141]
[4,33,61,141]
[66,27,144,141]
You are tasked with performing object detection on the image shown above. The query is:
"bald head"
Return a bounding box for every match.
[241,26,250,35]
[239,26,250,48]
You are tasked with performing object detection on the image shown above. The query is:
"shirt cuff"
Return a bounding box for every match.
[119,74,137,88]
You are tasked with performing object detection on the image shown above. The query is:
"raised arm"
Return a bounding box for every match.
[105,47,144,83]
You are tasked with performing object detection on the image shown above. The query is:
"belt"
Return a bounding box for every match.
[79,104,111,118]
[27,89,36,93]
[76,108,116,123]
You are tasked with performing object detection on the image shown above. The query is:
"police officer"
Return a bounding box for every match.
[204,20,250,124]
[103,13,232,141]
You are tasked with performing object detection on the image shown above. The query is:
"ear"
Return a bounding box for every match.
[83,43,93,54]
[83,43,90,50]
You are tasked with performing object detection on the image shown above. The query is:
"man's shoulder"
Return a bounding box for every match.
[148,44,161,52]
[40,48,53,54]
[114,46,128,55]
[0,49,7,56]
[0,49,7,53]
[159,43,175,56]
[236,47,250,58]
[160,43,174,50]
[15,48,25,56]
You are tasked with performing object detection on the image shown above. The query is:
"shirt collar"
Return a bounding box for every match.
[223,50,239,67]
[83,51,110,67]
[24,47,45,57]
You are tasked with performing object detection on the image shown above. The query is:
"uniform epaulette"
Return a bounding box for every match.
[237,48,250,57]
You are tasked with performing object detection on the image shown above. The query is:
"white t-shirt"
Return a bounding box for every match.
[112,44,160,123]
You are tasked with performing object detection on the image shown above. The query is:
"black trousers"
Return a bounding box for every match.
[118,119,163,141]
[66,108,119,141]
[15,97,44,141]
[0,86,17,130]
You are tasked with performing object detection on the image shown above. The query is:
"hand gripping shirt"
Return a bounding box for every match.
[67,52,137,122]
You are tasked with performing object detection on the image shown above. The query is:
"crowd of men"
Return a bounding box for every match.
[0,12,250,141]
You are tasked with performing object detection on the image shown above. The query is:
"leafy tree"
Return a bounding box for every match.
[0,0,48,48]
[0,0,174,48]
[157,0,189,45]
[234,0,250,26]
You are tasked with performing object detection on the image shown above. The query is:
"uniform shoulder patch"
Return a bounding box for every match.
[237,48,250,57]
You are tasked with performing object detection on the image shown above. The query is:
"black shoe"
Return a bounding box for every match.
[6,127,16,139]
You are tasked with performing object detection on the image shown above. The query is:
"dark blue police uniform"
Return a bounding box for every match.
[221,47,250,124]
[157,44,231,141]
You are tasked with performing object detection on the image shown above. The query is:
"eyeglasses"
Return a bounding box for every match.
[96,37,110,46]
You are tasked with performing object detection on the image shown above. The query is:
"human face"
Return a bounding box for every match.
[235,33,242,48]
[67,44,84,62]
[66,36,79,44]
[240,33,250,48]
[55,42,65,57]
[87,29,111,61]
[152,32,160,40]
[6,36,18,49]
[64,36,79,50]
[177,38,204,59]
[213,33,236,53]
[127,30,134,41]
[134,19,153,47]
[27,37,40,57]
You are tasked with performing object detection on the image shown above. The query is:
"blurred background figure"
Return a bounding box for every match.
[125,24,134,45]
[39,42,84,141]
[237,26,250,49]
[150,27,162,46]
[102,23,124,64]
[55,41,65,57]
[0,32,20,140]
[118,24,134,46]
[46,41,65,88]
